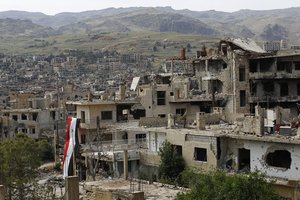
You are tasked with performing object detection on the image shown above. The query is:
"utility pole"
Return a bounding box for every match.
[54,74,60,165]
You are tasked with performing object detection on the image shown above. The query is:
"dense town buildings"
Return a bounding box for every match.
[1,38,300,199]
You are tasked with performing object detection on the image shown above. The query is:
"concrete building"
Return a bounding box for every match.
[68,38,300,199]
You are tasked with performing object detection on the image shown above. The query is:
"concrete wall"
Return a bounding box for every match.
[165,131,218,171]
[77,103,117,129]
[139,84,171,118]
[225,138,300,179]
[147,131,166,152]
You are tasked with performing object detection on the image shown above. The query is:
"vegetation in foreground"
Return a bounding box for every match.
[157,140,281,200]
[0,134,54,200]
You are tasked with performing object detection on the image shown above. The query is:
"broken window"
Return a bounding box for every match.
[136,133,146,143]
[81,111,86,123]
[295,62,300,70]
[266,150,291,169]
[260,58,273,72]
[278,62,292,73]
[32,113,38,121]
[194,147,207,162]
[249,61,258,73]
[157,91,166,105]
[223,63,227,69]
[21,113,27,120]
[212,80,223,93]
[101,111,112,120]
[280,83,289,97]
[239,65,246,81]
[262,82,274,93]
[176,108,186,116]
[50,111,56,120]
[217,137,221,160]
[238,148,250,171]
[12,115,18,121]
[172,145,183,156]
[240,90,246,107]
[158,114,166,118]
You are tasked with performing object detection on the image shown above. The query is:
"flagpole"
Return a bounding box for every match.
[73,147,76,176]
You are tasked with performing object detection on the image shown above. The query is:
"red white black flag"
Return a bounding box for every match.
[63,116,79,178]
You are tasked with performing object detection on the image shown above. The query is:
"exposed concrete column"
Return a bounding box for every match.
[65,176,79,200]
[167,113,174,128]
[255,105,265,136]
[123,150,128,180]
[184,82,189,99]
[0,185,5,200]
[119,83,126,100]
[196,112,206,130]
[205,60,209,73]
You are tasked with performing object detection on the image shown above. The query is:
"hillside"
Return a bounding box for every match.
[0,6,299,44]
[0,18,57,37]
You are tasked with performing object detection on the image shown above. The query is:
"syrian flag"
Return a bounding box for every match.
[63,116,80,178]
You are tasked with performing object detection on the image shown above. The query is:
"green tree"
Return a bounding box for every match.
[158,141,185,184]
[37,139,54,162]
[0,134,42,200]
[176,169,281,200]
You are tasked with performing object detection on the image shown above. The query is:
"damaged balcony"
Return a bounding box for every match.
[249,57,300,79]
[249,80,300,103]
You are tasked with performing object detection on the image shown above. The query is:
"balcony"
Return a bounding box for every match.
[249,95,300,103]
[249,72,300,80]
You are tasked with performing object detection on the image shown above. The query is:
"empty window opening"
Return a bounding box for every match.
[136,133,146,143]
[295,62,300,70]
[277,62,292,73]
[176,108,186,116]
[32,113,38,121]
[212,80,223,94]
[194,147,207,162]
[172,145,183,156]
[81,111,86,123]
[260,59,273,72]
[217,137,221,160]
[249,61,258,73]
[50,111,56,120]
[157,91,166,105]
[280,83,289,97]
[223,63,227,69]
[262,82,274,93]
[21,113,27,120]
[12,115,18,121]
[158,114,166,118]
[239,65,246,81]
[240,90,246,107]
[101,111,112,120]
[208,60,224,73]
[122,132,128,141]
[238,148,250,171]
[266,150,291,169]
[297,83,300,96]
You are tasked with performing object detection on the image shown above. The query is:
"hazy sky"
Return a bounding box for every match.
[1,0,299,15]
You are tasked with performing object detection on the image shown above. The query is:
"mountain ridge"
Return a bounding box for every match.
[0,7,299,42]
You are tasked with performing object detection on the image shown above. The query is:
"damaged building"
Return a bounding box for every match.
[68,38,300,200]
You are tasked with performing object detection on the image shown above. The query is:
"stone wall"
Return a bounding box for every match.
[139,117,167,127]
